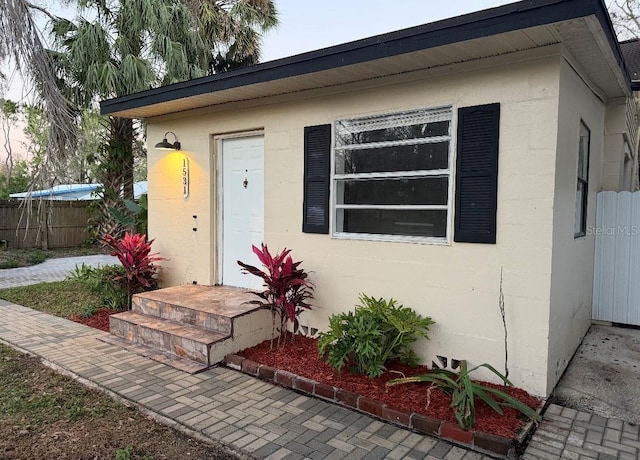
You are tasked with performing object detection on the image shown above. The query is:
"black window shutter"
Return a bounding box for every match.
[303,124,331,234]
[454,103,500,244]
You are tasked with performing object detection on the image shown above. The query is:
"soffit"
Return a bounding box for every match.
[104,17,628,119]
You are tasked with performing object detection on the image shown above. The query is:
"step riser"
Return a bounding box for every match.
[209,310,276,364]
[110,286,279,373]
[110,316,212,365]
[132,296,232,334]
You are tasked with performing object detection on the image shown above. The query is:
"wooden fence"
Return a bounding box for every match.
[0,200,95,249]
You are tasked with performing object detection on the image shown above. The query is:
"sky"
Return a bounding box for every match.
[3,0,518,100]
[1,0,516,161]
[259,0,516,62]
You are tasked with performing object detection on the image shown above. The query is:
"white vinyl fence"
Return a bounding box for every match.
[592,191,640,326]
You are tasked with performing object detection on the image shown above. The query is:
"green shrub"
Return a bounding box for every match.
[318,294,434,378]
[0,259,19,269]
[387,360,541,430]
[68,264,128,311]
[81,304,97,318]
[115,446,132,460]
[26,250,47,265]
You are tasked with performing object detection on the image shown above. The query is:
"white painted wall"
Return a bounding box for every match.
[603,99,628,191]
[147,48,566,395]
[547,56,606,392]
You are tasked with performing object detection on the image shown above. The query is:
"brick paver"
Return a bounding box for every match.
[0,300,489,459]
[522,404,640,460]
[0,290,637,458]
[0,254,118,288]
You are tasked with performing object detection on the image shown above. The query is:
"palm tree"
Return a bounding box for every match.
[49,0,277,236]
[0,0,75,173]
[185,0,278,72]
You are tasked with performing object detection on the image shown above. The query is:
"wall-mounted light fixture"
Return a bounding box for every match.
[155,131,181,150]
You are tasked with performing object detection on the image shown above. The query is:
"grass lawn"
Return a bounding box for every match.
[0,280,100,317]
[0,343,239,459]
[0,245,108,269]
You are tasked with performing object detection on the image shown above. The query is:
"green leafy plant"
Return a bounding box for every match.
[109,194,148,235]
[103,233,165,310]
[0,259,18,269]
[238,244,313,349]
[115,446,132,460]
[69,404,84,421]
[318,294,434,378]
[26,250,47,265]
[81,304,97,318]
[387,360,541,430]
[67,263,128,311]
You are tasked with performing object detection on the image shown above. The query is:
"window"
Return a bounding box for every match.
[622,140,632,191]
[575,121,590,238]
[333,107,452,241]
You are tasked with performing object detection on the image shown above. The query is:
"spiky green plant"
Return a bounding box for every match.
[387,360,541,430]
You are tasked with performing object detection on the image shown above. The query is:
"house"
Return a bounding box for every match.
[9,181,148,200]
[100,0,640,397]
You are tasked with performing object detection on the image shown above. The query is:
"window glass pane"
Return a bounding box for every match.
[337,209,447,238]
[336,108,451,147]
[575,181,584,235]
[337,121,449,146]
[337,177,448,206]
[335,142,449,174]
[578,123,590,179]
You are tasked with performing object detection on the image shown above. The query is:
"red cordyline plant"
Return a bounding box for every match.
[238,244,313,349]
[103,232,165,310]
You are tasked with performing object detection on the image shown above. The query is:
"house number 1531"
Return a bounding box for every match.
[182,156,189,199]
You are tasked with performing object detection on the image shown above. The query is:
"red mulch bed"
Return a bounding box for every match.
[69,308,119,332]
[237,335,541,438]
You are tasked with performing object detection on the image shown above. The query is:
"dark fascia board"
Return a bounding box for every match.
[100,0,631,117]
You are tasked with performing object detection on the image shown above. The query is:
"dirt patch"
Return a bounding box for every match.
[69,307,119,332]
[0,344,240,460]
[238,335,541,438]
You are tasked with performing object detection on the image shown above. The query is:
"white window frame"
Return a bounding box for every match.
[331,106,454,244]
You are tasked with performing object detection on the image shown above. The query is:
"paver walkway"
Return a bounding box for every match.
[0,254,118,288]
[0,300,485,460]
[1,303,639,459]
[1,259,639,459]
[522,405,640,460]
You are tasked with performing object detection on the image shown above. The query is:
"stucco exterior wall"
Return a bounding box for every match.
[147,49,563,395]
[602,99,629,191]
[547,56,606,391]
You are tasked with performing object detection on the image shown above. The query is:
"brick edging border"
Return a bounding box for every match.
[224,354,544,459]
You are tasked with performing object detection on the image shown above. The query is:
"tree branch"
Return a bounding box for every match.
[24,1,59,22]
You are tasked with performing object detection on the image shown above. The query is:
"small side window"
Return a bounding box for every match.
[574,121,590,238]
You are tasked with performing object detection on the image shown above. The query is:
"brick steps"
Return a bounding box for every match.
[106,285,275,374]
[110,311,229,366]
[100,335,211,374]
[132,289,234,334]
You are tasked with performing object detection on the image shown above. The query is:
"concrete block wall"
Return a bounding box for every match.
[146,47,568,396]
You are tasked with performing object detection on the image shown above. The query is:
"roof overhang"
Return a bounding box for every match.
[100,0,633,120]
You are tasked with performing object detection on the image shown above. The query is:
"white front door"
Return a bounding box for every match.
[220,135,264,289]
